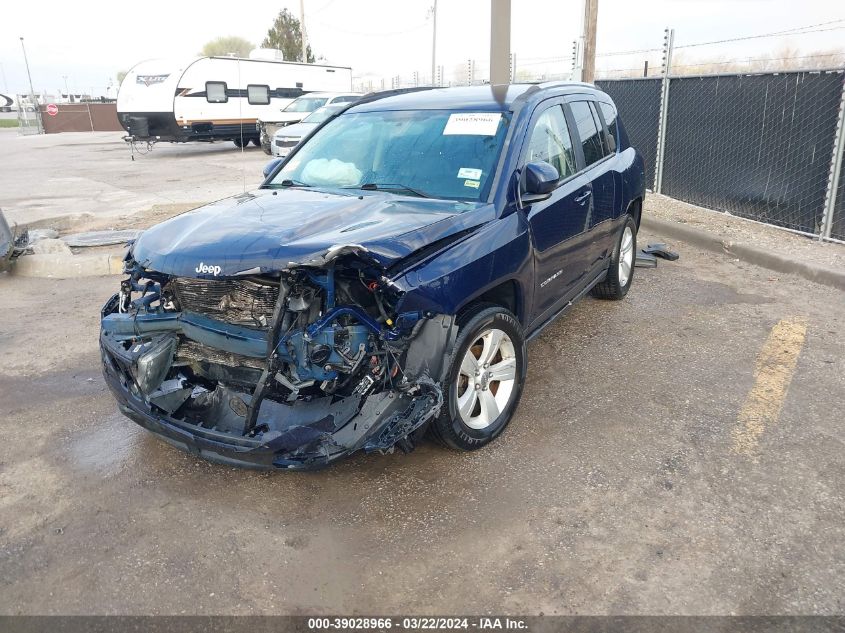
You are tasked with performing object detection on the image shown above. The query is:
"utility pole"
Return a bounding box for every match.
[299,0,308,63]
[20,37,37,101]
[489,0,511,85]
[63,75,71,102]
[580,0,598,83]
[430,0,437,86]
[20,37,43,133]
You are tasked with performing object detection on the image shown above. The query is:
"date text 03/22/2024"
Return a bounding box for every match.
[306,617,528,630]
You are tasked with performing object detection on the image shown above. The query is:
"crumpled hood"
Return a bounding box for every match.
[131,188,493,277]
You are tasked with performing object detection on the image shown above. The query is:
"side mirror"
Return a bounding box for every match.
[521,161,560,203]
[263,158,283,179]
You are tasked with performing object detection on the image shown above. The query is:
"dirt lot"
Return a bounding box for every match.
[1,233,844,614]
[1,132,844,615]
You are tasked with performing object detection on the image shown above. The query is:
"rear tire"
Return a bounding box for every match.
[232,138,246,149]
[250,137,261,147]
[430,305,526,451]
[592,215,637,300]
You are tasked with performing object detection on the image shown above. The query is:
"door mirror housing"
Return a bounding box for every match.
[262,158,283,179]
[520,161,560,204]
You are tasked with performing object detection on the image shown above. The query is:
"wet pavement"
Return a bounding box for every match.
[1,231,844,615]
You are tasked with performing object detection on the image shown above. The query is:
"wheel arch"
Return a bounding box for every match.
[455,278,525,325]
[627,197,643,230]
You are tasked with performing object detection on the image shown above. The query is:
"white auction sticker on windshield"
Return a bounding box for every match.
[457,167,483,179]
[443,113,502,136]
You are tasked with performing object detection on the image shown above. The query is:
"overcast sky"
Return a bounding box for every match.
[1,0,843,96]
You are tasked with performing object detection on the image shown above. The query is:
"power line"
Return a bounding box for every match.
[676,22,845,49]
[594,18,845,58]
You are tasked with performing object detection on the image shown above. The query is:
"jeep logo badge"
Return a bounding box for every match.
[195,262,222,276]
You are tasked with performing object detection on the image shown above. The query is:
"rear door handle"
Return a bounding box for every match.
[574,191,592,204]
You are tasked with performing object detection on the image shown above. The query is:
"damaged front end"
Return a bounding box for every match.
[99,246,454,469]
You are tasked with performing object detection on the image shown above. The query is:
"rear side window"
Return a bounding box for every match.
[247,84,270,105]
[598,102,618,152]
[206,82,227,103]
[525,105,576,179]
[569,101,605,166]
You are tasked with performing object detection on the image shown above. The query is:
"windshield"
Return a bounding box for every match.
[269,109,511,201]
[302,105,343,124]
[283,97,329,113]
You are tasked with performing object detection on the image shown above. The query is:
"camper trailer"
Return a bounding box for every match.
[116,52,352,147]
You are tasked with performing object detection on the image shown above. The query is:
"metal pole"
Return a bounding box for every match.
[19,37,42,134]
[654,27,674,194]
[821,77,845,240]
[489,0,511,85]
[430,0,437,86]
[581,0,598,83]
[299,0,308,63]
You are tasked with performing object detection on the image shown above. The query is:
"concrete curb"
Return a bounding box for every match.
[641,216,845,292]
[11,252,124,278]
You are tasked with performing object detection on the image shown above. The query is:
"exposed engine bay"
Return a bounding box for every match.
[99,246,453,469]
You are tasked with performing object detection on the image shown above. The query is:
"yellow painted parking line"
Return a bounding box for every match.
[732,317,808,456]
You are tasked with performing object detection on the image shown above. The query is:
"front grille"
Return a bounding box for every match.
[175,339,265,370]
[169,277,278,328]
[276,138,299,147]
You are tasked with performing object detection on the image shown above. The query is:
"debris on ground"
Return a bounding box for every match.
[635,243,679,269]
[643,242,680,261]
[30,239,73,255]
[635,251,658,268]
[61,230,143,247]
[28,228,60,242]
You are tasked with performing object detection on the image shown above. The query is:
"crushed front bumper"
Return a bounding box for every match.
[99,295,451,470]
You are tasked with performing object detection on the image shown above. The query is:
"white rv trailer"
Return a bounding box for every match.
[116,54,352,146]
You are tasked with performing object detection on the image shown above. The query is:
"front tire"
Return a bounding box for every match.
[430,305,527,451]
[592,215,637,300]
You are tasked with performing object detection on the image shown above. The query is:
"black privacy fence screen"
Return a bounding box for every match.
[598,69,845,242]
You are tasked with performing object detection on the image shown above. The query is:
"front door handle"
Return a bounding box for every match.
[574,190,592,204]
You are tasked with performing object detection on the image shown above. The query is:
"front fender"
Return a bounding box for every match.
[394,212,532,323]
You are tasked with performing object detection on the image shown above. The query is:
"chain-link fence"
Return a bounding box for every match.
[16,95,42,135]
[595,78,661,188]
[661,70,844,236]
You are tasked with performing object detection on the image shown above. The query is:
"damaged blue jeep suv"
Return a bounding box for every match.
[100,83,645,469]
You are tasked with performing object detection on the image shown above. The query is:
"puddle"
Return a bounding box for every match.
[65,412,149,477]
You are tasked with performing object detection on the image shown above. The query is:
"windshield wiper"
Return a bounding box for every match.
[279,179,311,188]
[358,182,431,198]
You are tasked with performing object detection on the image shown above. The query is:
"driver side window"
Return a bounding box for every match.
[526,105,576,179]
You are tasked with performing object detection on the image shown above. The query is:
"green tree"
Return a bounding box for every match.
[201,36,254,58]
[116,70,128,84]
[261,8,315,62]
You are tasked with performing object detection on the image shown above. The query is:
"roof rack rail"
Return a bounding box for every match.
[354,86,438,106]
